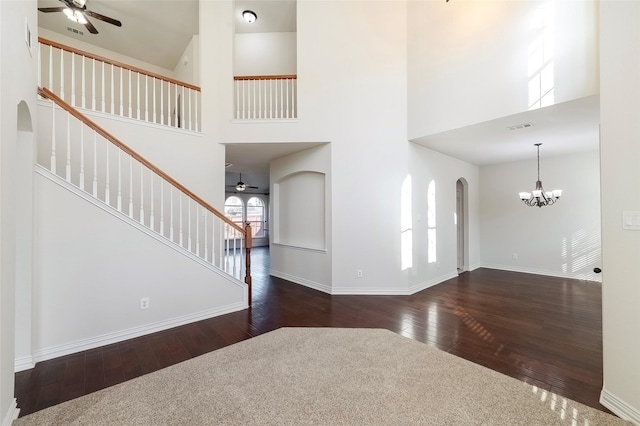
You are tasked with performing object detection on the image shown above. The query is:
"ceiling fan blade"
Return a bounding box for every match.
[247,186,260,189]
[85,10,122,27]
[38,7,67,12]
[84,18,99,34]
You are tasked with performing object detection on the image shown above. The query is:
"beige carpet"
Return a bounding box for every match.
[14,328,629,425]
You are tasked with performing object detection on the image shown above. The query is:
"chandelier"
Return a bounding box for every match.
[518,143,562,207]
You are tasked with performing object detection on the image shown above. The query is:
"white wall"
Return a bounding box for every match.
[480,150,601,281]
[409,144,481,292]
[270,144,331,293]
[407,0,599,139]
[599,1,640,422]
[234,32,296,76]
[0,0,38,422]
[32,173,245,360]
[86,111,216,206]
[174,35,200,86]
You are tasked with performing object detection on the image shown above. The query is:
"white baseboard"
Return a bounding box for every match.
[14,355,35,373]
[31,302,246,364]
[408,271,458,295]
[481,264,602,283]
[270,270,332,294]
[600,388,640,425]
[1,399,19,426]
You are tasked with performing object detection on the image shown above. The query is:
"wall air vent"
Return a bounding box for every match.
[507,122,533,131]
[67,27,84,36]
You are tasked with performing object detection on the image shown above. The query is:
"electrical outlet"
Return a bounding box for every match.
[357,269,363,278]
[512,253,518,260]
[140,297,150,310]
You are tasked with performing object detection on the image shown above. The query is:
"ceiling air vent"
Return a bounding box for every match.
[67,27,84,36]
[507,122,533,131]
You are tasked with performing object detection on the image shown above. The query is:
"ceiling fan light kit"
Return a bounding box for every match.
[518,143,562,208]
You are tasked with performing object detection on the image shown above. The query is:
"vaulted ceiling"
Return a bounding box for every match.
[36,0,600,190]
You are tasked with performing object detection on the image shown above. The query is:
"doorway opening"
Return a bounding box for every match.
[456,178,469,274]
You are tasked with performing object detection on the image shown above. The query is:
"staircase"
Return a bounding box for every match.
[22,39,253,367]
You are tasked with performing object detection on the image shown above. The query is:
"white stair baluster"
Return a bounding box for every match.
[194,91,199,132]
[92,132,98,197]
[286,78,290,119]
[167,82,171,126]
[292,79,296,118]
[187,198,192,251]
[149,172,154,231]
[188,89,192,130]
[110,64,115,113]
[128,69,132,118]
[81,55,86,108]
[117,150,122,211]
[101,61,105,112]
[159,180,165,237]
[48,45,53,91]
[160,80,165,125]
[119,66,123,116]
[79,126,85,190]
[65,112,71,182]
[281,79,285,118]
[104,143,110,205]
[139,163,144,224]
[136,72,140,119]
[128,156,133,218]
[181,86,185,128]
[258,79,262,119]
[144,75,149,122]
[91,58,96,110]
[70,53,75,106]
[235,80,240,119]
[195,206,200,256]
[203,210,208,261]
[169,186,174,241]
[59,48,64,101]
[269,79,273,119]
[152,77,157,124]
[179,193,183,246]
[50,102,56,174]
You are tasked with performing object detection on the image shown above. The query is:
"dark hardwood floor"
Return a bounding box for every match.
[15,247,612,417]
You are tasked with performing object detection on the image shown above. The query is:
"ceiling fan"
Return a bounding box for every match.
[227,173,259,192]
[38,0,122,35]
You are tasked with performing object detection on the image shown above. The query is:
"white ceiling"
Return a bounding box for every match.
[412,95,600,166]
[37,0,601,190]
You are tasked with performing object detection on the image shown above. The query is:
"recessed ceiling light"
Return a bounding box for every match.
[242,10,257,24]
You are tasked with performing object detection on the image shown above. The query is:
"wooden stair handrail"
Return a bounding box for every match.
[39,37,200,92]
[38,86,243,234]
[234,74,297,81]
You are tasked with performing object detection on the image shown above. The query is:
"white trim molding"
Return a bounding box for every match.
[14,355,35,373]
[600,388,640,425]
[481,264,602,283]
[31,302,246,364]
[1,399,19,426]
[270,270,331,294]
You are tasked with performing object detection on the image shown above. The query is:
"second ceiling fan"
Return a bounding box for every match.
[227,173,259,192]
[38,0,122,34]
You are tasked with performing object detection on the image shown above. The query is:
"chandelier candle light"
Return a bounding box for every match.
[518,143,562,208]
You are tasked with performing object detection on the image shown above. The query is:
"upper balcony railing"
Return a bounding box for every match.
[234,75,297,120]
[38,37,201,132]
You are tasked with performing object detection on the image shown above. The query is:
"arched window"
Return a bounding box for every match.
[224,196,244,228]
[247,197,266,238]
